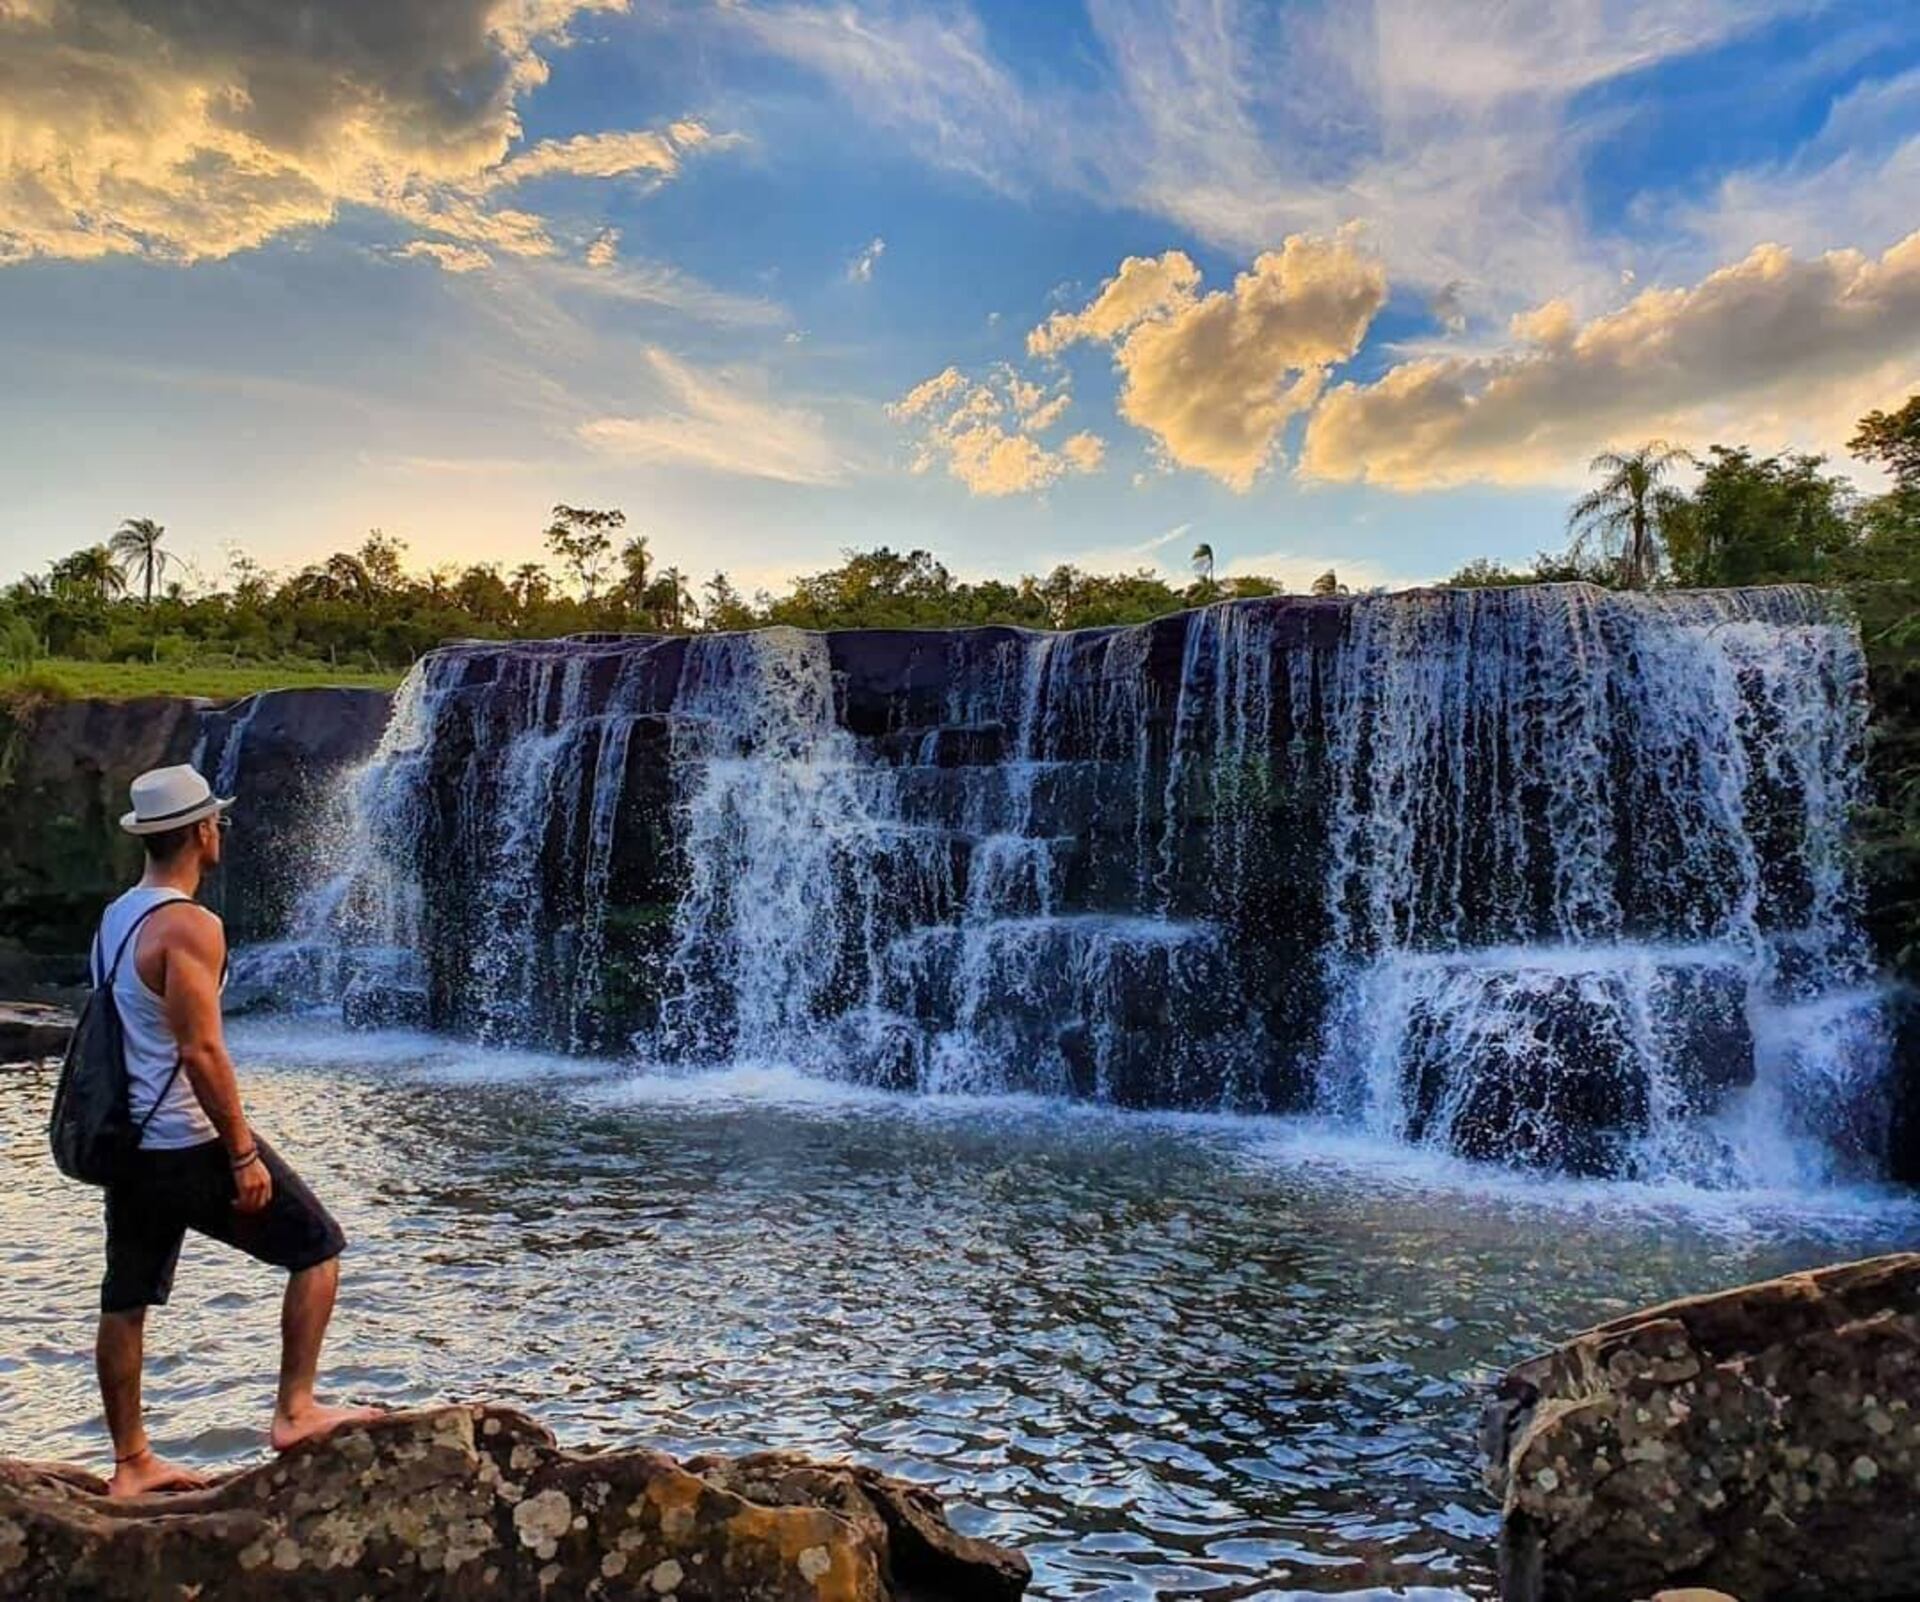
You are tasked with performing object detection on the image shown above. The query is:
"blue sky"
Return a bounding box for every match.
[3,0,1917,597]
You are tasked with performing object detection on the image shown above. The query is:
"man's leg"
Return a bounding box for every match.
[190,1136,378,1451]
[269,1257,382,1450]
[97,1308,206,1495]
[100,1171,205,1496]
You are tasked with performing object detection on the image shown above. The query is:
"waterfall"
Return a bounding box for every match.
[274,584,1893,1182]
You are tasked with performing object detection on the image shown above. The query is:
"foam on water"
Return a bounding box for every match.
[225,1020,1920,1237]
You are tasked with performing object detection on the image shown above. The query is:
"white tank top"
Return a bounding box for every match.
[93,887,219,1150]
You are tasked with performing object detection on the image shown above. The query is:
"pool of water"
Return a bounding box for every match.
[3,1024,1916,1599]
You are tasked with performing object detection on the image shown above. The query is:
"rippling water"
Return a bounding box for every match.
[3,1025,1915,1600]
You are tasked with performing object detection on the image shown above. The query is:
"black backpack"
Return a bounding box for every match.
[48,898,186,1185]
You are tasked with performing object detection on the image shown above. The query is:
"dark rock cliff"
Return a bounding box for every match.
[0,687,391,977]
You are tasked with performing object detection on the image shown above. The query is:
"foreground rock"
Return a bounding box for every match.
[1483,1251,1920,1602]
[0,1405,1027,1601]
[0,1002,72,1064]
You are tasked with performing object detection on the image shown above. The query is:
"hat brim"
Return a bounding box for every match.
[119,795,235,835]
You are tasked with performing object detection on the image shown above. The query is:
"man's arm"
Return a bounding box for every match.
[154,905,270,1211]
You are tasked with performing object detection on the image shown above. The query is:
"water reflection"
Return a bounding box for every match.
[3,1031,1915,1599]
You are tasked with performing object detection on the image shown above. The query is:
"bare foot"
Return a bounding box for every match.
[108,1448,208,1498]
[270,1401,386,1453]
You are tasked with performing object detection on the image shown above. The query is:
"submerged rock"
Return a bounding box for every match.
[0,1404,1029,1601]
[0,1002,73,1064]
[1482,1251,1920,1602]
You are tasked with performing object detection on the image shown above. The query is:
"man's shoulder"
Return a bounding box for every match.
[147,897,224,951]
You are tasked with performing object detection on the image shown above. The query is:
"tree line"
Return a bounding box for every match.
[3,396,1915,675]
[1440,396,1918,595]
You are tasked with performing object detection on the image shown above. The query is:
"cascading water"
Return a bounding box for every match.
[270,584,1894,1183]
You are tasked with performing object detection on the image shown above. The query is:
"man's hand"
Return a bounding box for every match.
[233,1154,273,1214]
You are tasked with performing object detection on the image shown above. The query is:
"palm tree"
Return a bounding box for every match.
[110,518,170,604]
[50,545,127,603]
[1567,444,1694,589]
[645,566,694,630]
[286,552,375,604]
[511,563,551,612]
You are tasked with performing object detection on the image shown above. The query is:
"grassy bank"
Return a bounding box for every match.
[0,658,404,702]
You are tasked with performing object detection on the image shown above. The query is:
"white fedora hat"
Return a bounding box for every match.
[120,764,235,835]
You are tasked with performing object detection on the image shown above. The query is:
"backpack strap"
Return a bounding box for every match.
[99,893,194,1149]
[133,1057,186,1146]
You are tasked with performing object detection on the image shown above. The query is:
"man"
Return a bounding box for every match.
[95,764,377,1496]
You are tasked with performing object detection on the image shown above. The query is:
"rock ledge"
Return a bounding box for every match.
[0,1002,72,1065]
[1483,1250,1920,1602]
[0,1404,1029,1601]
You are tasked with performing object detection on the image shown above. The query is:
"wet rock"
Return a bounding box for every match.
[196,688,394,943]
[918,722,1009,769]
[1483,1251,1920,1602]
[342,981,431,1032]
[0,1404,1029,1601]
[1398,955,1756,1176]
[0,1001,73,1064]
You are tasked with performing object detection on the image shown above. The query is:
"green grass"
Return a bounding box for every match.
[0,658,404,701]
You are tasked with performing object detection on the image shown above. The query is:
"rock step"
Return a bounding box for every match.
[0,1404,1029,1601]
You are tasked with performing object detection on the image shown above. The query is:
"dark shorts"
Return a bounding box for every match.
[101,1137,347,1314]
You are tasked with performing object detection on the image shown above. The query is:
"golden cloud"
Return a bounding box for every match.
[890,364,1096,496]
[1027,250,1202,356]
[585,227,620,268]
[396,240,494,273]
[0,0,718,268]
[1033,233,1386,490]
[1300,231,1920,488]
[485,125,704,188]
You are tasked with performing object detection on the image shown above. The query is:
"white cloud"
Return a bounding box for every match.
[579,348,847,486]
[717,1,1039,190]
[847,235,887,283]
[1673,67,1920,269]
[1300,231,1920,489]
[1034,233,1386,490]
[725,0,1814,311]
[1219,549,1415,593]
[532,256,786,326]
[0,0,729,267]
[1058,431,1105,473]
[1043,528,1417,594]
